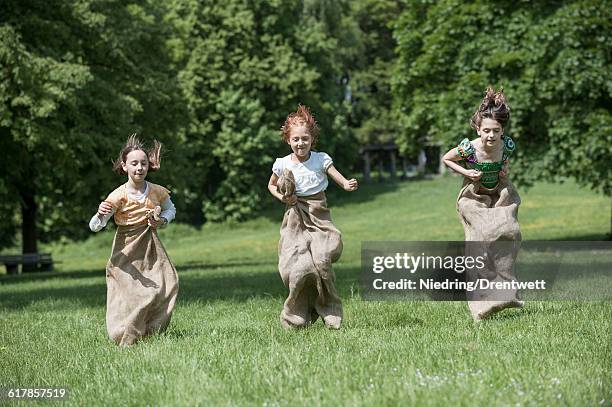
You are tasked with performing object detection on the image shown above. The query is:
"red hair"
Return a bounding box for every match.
[281,105,320,146]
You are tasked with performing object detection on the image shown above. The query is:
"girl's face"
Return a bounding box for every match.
[477,118,504,148]
[122,149,149,183]
[287,124,312,160]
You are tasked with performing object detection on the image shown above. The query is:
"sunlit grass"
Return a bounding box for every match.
[0,176,609,405]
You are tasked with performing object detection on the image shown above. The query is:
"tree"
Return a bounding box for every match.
[0,0,183,262]
[345,0,404,145]
[165,0,358,222]
[0,0,364,256]
[393,0,611,199]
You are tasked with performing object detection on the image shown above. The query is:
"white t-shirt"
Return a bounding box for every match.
[272,151,333,196]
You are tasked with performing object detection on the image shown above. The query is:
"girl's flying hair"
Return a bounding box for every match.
[112,134,162,175]
[281,104,320,146]
[470,87,510,130]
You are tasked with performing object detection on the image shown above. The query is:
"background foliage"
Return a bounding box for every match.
[392,0,611,192]
[0,0,609,251]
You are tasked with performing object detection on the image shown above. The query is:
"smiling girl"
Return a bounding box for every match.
[442,87,523,321]
[268,105,357,329]
[89,135,178,345]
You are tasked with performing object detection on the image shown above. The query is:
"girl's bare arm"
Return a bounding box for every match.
[327,165,358,191]
[442,148,482,181]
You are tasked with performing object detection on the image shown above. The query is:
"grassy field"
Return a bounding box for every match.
[0,176,610,406]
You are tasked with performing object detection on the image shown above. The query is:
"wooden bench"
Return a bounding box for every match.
[0,253,54,274]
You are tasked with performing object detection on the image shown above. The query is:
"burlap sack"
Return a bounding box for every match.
[457,177,523,320]
[277,170,343,329]
[106,223,179,345]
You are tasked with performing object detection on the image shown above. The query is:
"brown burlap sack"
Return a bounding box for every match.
[106,223,179,345]
[457,178,524,320]
[277,170,343,329]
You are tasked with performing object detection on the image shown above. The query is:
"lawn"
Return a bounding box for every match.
[0,176,610,406]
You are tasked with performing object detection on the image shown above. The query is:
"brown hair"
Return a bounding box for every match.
[112,134,162,175]
[470,87,510,130]
[281,104,320,146]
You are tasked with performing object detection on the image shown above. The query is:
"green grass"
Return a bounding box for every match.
[0,176,610,406]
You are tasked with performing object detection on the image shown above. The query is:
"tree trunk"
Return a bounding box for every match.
[20,189,38,272]
[389,150,397,179]
[363,151,371,182]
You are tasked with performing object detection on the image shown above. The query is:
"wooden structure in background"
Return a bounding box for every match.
[359,142,436,182]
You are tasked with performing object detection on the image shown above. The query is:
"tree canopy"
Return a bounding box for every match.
[0,0,182,253]
[392,0,611,194]
[1,0,609,254]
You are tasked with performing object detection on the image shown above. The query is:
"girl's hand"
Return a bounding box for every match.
[281,194,297,206]
[97,201,113,218]
[344,178,358,192]
[148,216,167,229]
[465,169,482,182]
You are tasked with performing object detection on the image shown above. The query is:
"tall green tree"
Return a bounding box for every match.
[346,0,404,145]
[165,0,358,222]
[393,0,611,196]
[0,0,183,261]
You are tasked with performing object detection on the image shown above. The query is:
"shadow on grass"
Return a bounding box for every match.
[0,281,108,309]
[162,329,192,339]
[0,268,103,284]
[0,263,363,311]
[346,312,425,329]
[479,307,543,323]
[0,261,277,285]
[477,302,588,322]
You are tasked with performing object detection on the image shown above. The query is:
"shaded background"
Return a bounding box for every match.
[1,0,610,256]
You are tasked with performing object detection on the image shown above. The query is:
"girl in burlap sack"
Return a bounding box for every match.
[442,87,524,321]
[89,135,178,345]
[267,105,358,329]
